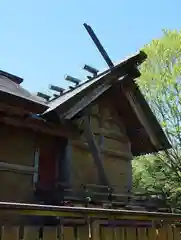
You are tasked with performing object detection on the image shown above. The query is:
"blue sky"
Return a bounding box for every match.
[0,0,180,94]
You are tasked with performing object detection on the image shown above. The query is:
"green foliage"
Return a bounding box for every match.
[133,29,181,210]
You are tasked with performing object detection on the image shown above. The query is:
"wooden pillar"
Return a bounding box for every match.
[56,138,72,186]
[127,160,133,192]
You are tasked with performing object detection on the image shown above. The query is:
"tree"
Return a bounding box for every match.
[133,30,181,210]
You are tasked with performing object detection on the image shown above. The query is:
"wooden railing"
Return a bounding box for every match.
[0,201,180,239]
[35,182,169,213]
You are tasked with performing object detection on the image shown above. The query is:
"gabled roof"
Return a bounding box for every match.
[0,51,171,156]
[42,51,147,120]
[42,51,171,155]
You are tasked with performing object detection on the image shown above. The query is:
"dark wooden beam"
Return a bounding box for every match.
[83,64,99,77]
[83,115,110,186]
[122,84,160,148]
[63,82,111,120]
[0,112,78,139]
[65,75,81,85]
[62,74,132,121]
[83,23,114,68]
[0,102,30,116]
[0,70,23,84]
[49,85,65,94]
[72,140,132,160]
[0,161,35,174]
[37,92,51,101]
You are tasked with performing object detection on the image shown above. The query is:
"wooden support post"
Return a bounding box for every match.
[127,160,133,193]
[57,139,72,186]
[83,115,110,186]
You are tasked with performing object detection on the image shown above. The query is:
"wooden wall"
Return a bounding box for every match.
[71,95,133,193]
[71,146,99,189]
[0,92,133,202]
[0,124,37,202]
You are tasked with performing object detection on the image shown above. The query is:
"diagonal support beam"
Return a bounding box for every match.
[83,115,110,187]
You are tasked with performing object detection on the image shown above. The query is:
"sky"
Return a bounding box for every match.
[0,0,180,95]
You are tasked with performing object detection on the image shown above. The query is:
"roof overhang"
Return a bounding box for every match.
[42,51,147,121]
[114,81,171,155]
[0,76,48,113]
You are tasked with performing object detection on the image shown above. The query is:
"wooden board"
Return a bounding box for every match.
[23,227,39,240]
[77,225,89,240]
[63,227,75,240]
[100,227,113,240]
[173,227,181,240]
[1,226,19,240]
[157,227,168,240]
[0,125,36,166]
[0,172,33,202]
[0,225,179,240]
[72,146,99,188]
[43,227,58,240]
[147,227,157,240]
[103,156,130,192]
[125,227,137,240]
[137,228,147,240]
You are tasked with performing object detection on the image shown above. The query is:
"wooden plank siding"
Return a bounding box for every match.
[103,156,131,192]
[0,125,36,167]
[72,97,133,193]
[0,125,66,203]
[0,125,37,202]
[0,224,180,240]
[71,146,99,189]
[0,94,133,202]
[0,171,33,202]
[0,124,68,203]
